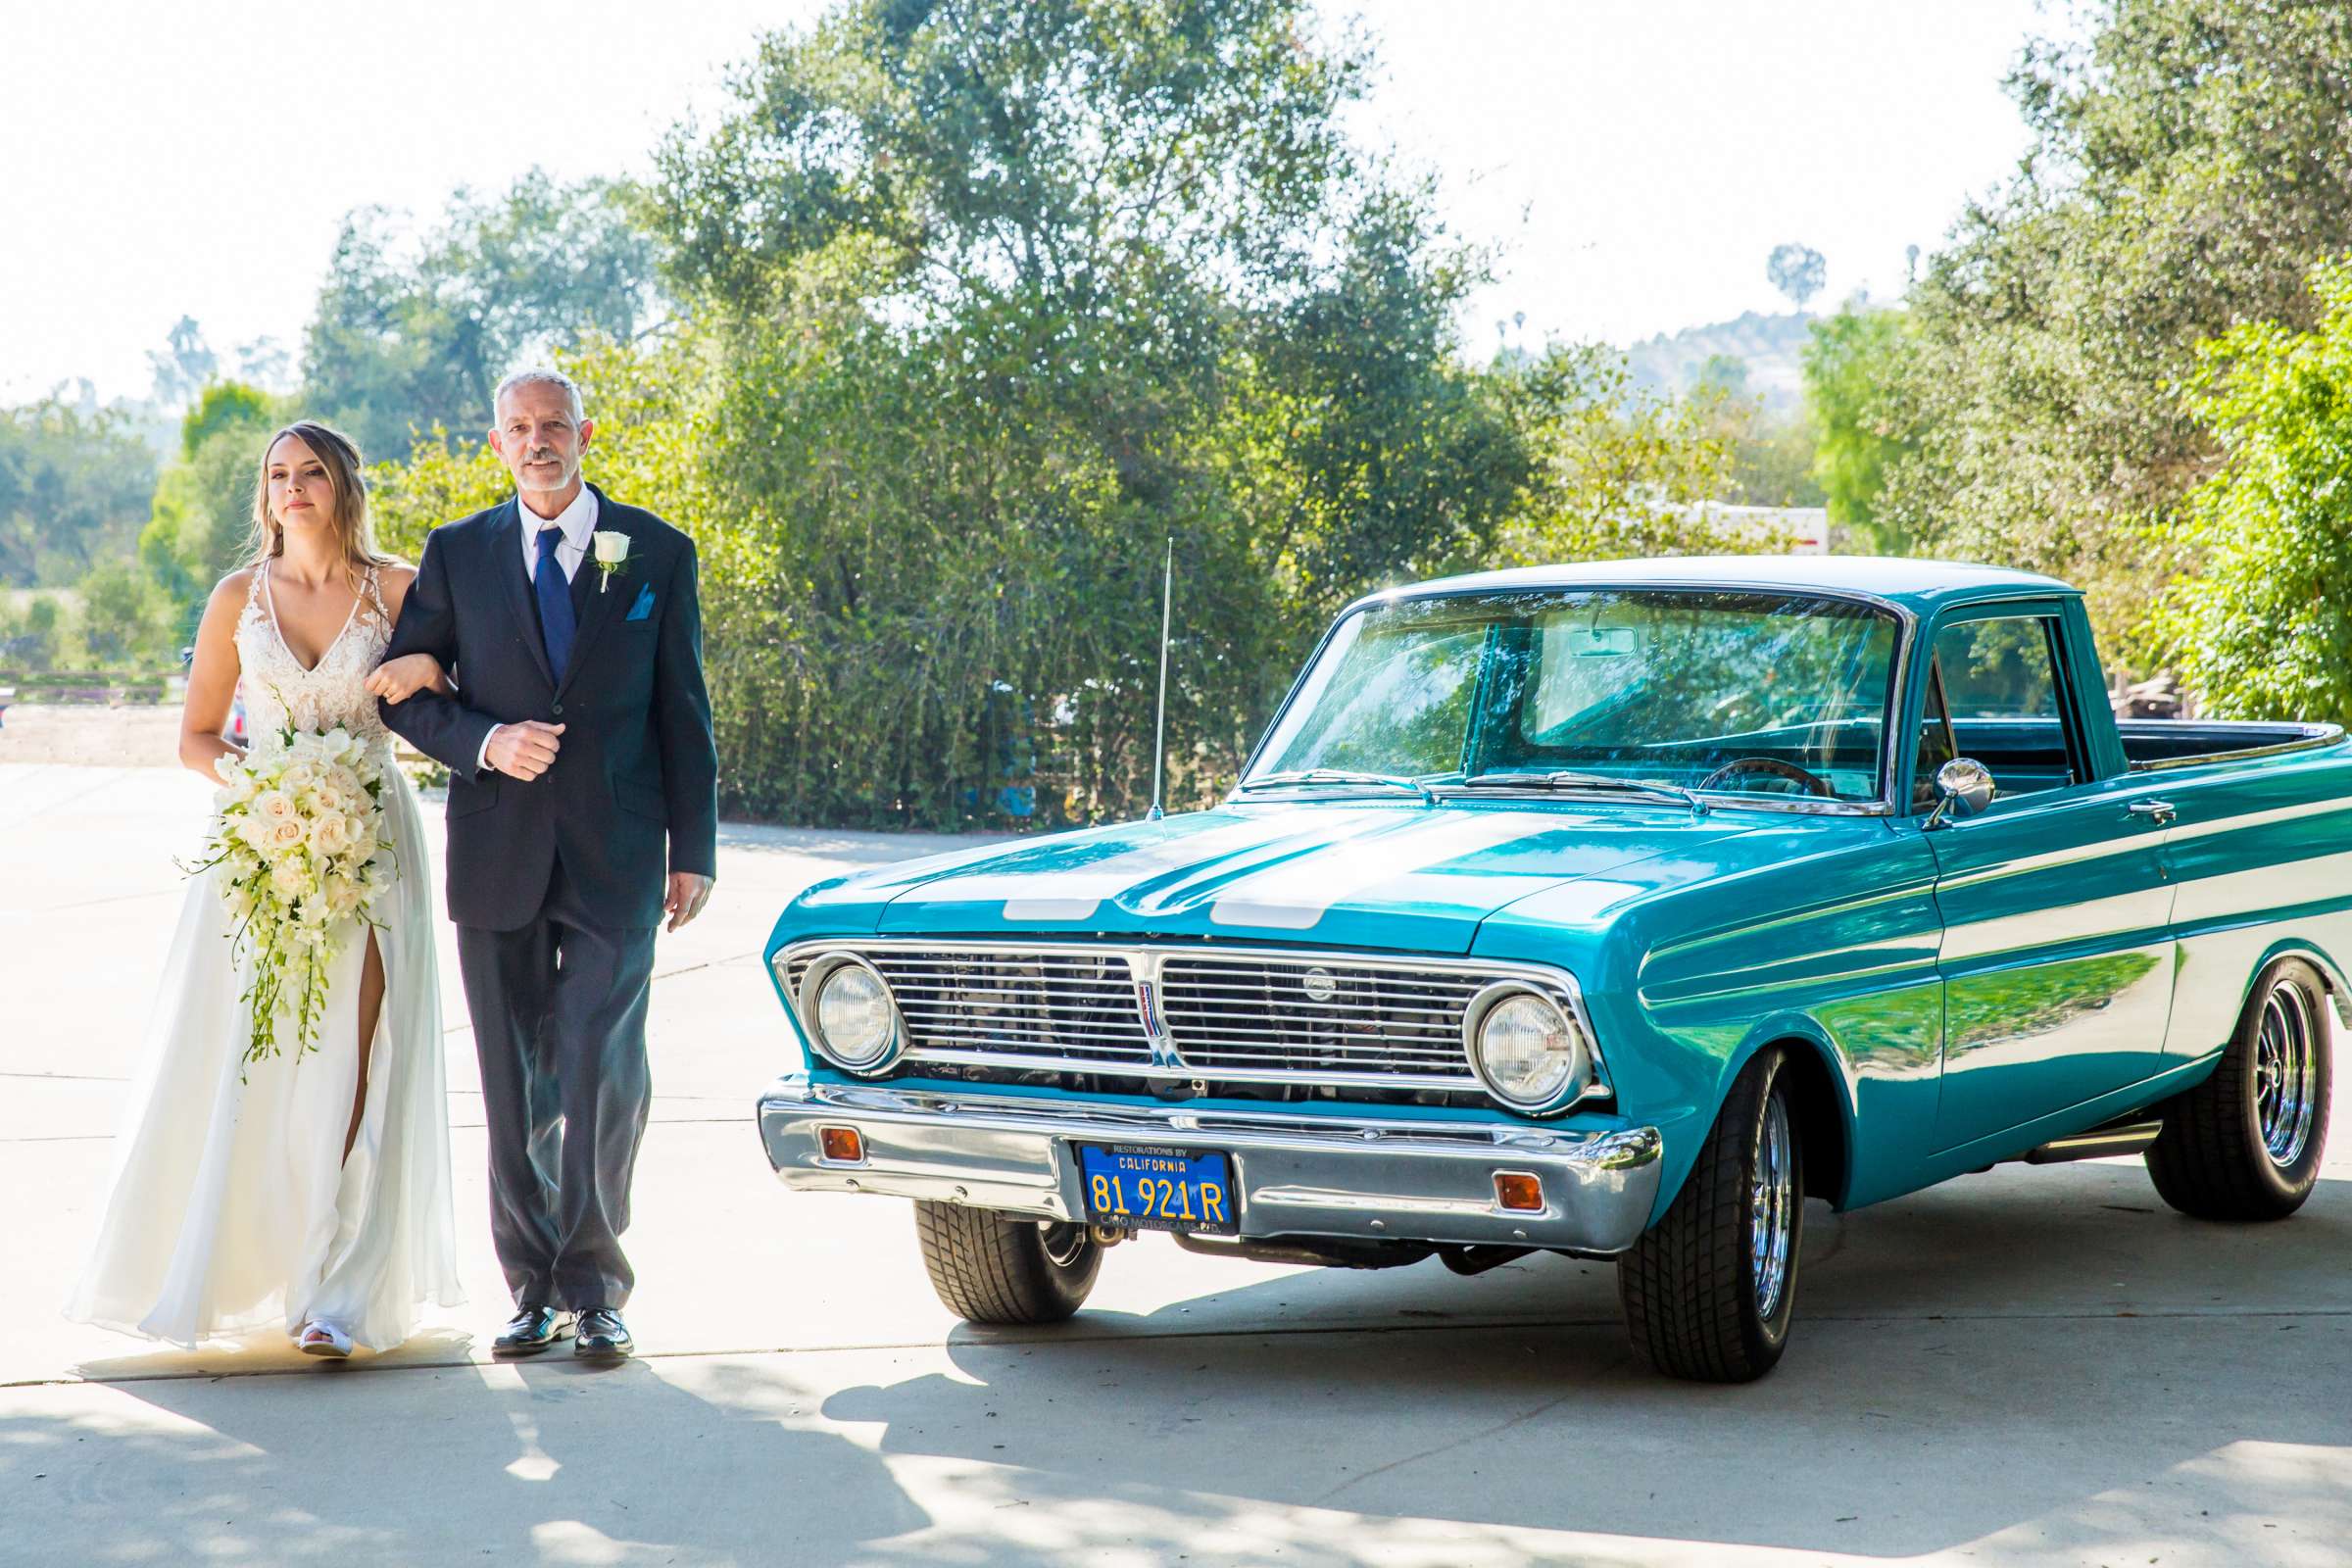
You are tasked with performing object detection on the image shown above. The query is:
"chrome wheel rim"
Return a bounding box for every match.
[2254,981,2319,1169]
[1750,1094,1794,1320]
[1039,1221,1091,1268]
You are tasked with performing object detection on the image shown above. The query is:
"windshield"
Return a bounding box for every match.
[1248,588,1901,804]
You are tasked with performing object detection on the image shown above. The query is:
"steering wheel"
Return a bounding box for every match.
[1696,757,1836,799]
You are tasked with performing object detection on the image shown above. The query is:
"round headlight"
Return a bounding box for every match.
[1468,987,1588,1110]
[810,960,897,1070]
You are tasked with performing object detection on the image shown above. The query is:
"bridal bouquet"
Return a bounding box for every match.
[185,721,396,1065]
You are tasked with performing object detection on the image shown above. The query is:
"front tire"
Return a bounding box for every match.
[2145,958,2332,1221]
[1617,1047,1804,1383]
[913,1201,1102,1324]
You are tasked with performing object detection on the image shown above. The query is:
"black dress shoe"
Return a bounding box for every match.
[492,1305,575,1357]
[574,1307,633,1361]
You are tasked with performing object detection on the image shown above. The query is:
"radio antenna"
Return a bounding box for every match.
[1148,535,1173,821]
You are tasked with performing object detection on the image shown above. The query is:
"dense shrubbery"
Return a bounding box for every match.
[2157,259,2352,726]
[1806,0,2352,671]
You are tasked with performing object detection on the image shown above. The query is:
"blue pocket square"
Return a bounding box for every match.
[625,583,655,621]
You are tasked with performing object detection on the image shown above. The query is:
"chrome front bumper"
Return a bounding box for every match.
[756,1075,1665,1253]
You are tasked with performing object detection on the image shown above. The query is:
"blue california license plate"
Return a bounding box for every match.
[1077,1144,1238,1235]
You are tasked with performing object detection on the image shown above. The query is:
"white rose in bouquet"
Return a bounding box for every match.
[309,812,352,856]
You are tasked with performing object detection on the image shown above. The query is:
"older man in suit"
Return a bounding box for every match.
[380,368,716,1361]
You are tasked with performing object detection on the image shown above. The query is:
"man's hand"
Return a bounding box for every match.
[485,721,565,780]
[664,871,714,932]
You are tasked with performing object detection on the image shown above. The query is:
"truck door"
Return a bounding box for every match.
[1920,607,2176,1152]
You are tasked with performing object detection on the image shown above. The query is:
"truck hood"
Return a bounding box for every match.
[792,802,1763,955]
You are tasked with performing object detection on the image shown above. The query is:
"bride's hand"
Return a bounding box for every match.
[366,653,446,704]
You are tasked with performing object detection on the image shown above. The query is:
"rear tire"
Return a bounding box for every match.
[1617,1046,1804,1383]
[2146,957,2332,1221]
[913,1202,1102,1324]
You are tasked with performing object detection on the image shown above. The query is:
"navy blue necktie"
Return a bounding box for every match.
[534,524,576,680]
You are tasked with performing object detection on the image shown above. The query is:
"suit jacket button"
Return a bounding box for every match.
[551,702,564,715]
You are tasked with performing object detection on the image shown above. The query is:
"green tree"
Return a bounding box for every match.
[0,400,159,587]
[1726,413,1823,510]
[1495,344,1745,564]
[0,591,60,670]
[2160,258,2352,723]
[1683,355,1823,510]
[645,0,1531,826]
[1882,1,2352,648]
[74,558,174,667]
[303,171,662,461]
[146,316,219,409]
[139,381,279,612]
[1803,305,1914,553]
[1766,243,1826,312]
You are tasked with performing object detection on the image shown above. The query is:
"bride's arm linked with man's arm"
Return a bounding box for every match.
[362,566,458,705]
[373,533,564,781]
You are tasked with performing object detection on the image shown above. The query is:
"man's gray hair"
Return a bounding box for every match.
[494,368,585,422]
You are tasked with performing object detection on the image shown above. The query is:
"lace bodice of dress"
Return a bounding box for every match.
[233,562,396,754]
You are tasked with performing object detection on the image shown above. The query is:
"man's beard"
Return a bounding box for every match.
[517,456,571,490]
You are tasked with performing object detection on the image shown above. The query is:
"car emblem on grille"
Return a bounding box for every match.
[1300,967,1338,1004]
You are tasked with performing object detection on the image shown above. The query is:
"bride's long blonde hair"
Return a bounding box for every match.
[247,421,394,586]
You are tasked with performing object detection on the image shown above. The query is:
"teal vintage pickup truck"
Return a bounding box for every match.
[757,558,2346,1381]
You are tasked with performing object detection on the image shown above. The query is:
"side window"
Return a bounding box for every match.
[1928,615,2079,800]
[1912,662,1957,808]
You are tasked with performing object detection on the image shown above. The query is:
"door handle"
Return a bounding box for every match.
[2128,800,2177,826]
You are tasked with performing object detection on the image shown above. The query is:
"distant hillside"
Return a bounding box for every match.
[1624,310,1815,411]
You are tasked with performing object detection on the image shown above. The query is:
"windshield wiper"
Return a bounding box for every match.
[1237,768,1440,805]
[1458,770,1706,812]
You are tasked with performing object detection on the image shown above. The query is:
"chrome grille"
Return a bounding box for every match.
[781,941,1596,1098]
[794,947,1152,1065]
[1157,956,1484,1083]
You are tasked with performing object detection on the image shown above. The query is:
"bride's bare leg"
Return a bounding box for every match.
[346,931,384,1162]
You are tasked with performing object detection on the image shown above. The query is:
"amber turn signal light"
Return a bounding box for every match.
[819,1126,865,1163]
[1494,1171,1544,1212]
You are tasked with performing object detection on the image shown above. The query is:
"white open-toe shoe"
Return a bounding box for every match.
[296,1321,354,1359]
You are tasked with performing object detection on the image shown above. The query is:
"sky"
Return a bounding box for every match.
[0,0,2064,407]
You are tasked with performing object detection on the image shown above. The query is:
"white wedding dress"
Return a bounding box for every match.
[67,563,465,1349]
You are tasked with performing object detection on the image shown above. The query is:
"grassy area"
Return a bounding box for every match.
[0,670,176,704]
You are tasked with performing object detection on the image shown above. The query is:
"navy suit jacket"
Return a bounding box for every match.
[379,484,718,931]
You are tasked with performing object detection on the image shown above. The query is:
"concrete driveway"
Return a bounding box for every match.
[2,763,2347,1567]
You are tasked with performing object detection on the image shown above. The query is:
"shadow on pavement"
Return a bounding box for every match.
[818,1163,2352,1562]
[9,1163,2349,1565]
[5,1353,927,1563]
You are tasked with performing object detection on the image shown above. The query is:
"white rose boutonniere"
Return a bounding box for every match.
[592,530,632,594]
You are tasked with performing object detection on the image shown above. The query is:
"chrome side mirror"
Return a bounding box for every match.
[1926,758,1995,829]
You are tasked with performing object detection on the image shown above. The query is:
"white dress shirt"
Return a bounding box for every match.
[520,484,598,585]
[477,487,600,772]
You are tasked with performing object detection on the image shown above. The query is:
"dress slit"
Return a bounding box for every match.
[345,929,385,1162]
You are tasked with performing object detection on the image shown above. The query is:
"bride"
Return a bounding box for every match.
[67,420,466,1358]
